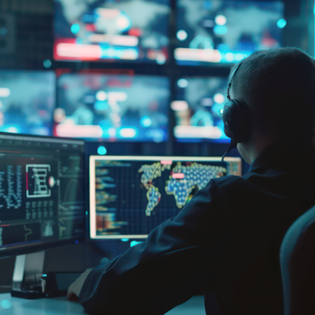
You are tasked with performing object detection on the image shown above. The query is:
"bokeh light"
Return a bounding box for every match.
[214,93,225,104]
[277,19,287,29]
[96,91,107,101]
[1,299,12,309]
[177,78,188,88]
[215,15,227,26]
[71,23,80,34]
[43,59,52,68]
[97,146,107,155]
[177,30,188,41]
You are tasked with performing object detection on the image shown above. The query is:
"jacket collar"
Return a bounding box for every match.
[248,140,315,173]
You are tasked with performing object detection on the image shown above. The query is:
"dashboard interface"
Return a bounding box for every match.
[89,156,241,239]
[0,133,85,255]
[175,0,284,65]
[54,0,170,63]
[0,71,55,136]
[55,74,170,142]
[172,77,229,142]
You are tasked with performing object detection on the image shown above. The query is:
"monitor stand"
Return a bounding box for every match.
[11,251,46,299]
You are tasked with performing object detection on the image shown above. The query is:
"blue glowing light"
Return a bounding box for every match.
[177,78,188,88]
[43,59,52,68]
[42,274,47,277]
[225,52,234,62]
[277,19,287,29]
[1,299,12,309]
[75,240,79,244]
[5,126,20,133]
[217,43,230,52]
[97,146,107,155]
[71,23,80,34]
[190,34,214,49]
[140,116,152,128]
[130,241,143,247]
[121,238,129,242]
[235,53,246,61]
[203,1,212,9]
[94,101,108,111]
[213,25,228,35]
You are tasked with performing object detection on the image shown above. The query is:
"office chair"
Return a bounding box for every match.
[279,205,315,315]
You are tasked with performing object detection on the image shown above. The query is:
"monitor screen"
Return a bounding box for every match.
[0,71,56,136]
[55,74,170,142]
[172,77,229,142]
[54,0,170,63]
[89,156,241,239]
[0,133,85,257]
[175,0,284,65]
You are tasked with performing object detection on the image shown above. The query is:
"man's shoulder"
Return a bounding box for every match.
[211,174,246,188]
[209,174,253,200]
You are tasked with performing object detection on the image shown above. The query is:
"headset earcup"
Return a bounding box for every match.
[222,100,251,142]
[222,101,236,139]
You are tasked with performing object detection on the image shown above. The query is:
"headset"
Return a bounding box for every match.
[221,61,252,161]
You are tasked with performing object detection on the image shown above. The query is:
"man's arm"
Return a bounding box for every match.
[76,178,236,315]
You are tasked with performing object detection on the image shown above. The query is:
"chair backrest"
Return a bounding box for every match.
[279,205,315,315]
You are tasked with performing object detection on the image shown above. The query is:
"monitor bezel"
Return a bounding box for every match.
[0,132,87,258]
[89,155,242,240]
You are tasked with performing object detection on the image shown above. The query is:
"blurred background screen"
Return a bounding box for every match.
[55,74,170,142]
[175,0,284,65]
[172,77,229,143]
[0,71,56,136]
[54,0,171,64]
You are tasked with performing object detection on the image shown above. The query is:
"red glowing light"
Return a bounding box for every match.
[128,28,142,37]
[172,173,185,179]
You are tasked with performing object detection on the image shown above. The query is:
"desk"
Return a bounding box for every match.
[0,293,206,314]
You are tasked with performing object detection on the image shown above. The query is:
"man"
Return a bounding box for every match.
[68,47,315,314]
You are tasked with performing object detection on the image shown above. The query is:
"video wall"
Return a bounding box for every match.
[0,0,285,143]
[53,0,284,65]
[54,0,170,63]
[175,0,284,65]
[55,74,169,142]
[0,71,55,136]
[172,77,229,142]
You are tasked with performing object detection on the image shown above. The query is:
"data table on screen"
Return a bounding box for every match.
[0,134,86,256]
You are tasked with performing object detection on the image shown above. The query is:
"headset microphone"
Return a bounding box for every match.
[221,135,237,162]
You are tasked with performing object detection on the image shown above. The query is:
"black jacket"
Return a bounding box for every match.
[79,141,315,314]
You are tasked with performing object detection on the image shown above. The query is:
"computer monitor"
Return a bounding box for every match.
[172,77,229,142]
[55,74,170,142]
[89,156,241,239]
[54,0,171,64]
[0,71,56,136]
[175,0,284,65]
[0,132,86,258]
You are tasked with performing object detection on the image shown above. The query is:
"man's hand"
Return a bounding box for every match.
[67,268,93,301]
